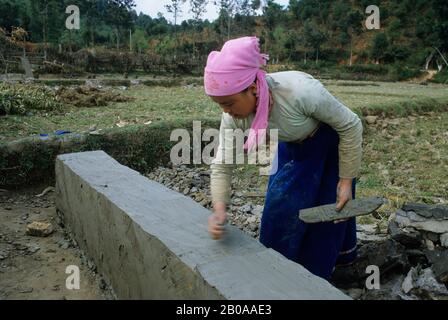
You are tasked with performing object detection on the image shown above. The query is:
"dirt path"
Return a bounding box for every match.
[0,183,113,300]
[410,70,438,83]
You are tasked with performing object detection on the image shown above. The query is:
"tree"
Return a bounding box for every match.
[165,0,186,37]
[214,0,238,41]
[261,0,284,53]
[370,33,389,64]
[0,0,21,32]
[304,21,326,64]
[132,28,148,53]
[79,0,107,47]
[189,0,208,57]
[105,0,136,49]
[344,11,363,66]
[29,0,65,59]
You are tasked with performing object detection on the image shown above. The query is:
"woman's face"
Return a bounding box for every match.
[209,83,257,119]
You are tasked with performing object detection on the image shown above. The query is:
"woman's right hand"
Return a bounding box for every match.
[208,202,228,240]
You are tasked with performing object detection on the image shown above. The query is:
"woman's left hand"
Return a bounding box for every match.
[334,178,353,224]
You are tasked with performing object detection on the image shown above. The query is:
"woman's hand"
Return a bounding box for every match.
[334,178,353,224]
[208,201,228,240]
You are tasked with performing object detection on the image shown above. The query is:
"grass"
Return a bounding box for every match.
[1,79,448,142]
[359,112,448,203]
[322,80,448,116]
[0,85,215,142]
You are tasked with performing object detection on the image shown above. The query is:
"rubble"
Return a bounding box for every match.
[401,266,448,299]
[388,220,422,248]
[425,250,448,284]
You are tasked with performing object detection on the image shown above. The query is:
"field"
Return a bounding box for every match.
[1,78,448,142]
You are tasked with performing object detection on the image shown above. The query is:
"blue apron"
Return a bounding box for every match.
[259,123,357,280]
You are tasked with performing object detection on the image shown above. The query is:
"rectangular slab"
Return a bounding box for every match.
[55,150,349,300]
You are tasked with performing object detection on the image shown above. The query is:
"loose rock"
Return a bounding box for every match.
[365,115,378,125]
[26,221,54,237]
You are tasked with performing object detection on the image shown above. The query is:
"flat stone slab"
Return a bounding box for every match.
[395,210,448,234]
[402,203,448,220]
[299,197,384,223]
[55,150,349,300]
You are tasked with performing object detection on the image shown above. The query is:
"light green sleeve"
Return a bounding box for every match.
[210,113,237,205]
[298,78,363,178]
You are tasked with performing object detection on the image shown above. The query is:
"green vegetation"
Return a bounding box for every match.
[1,80,448,142]
[0,0,447,76]
[0,83,63,115]
[433,70,448,84]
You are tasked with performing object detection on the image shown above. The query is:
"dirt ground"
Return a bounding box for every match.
[0,183,113,300]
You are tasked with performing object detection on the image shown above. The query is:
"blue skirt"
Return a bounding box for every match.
[259,123,358,280]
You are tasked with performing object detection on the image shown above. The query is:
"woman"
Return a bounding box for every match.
[204,36,362,280]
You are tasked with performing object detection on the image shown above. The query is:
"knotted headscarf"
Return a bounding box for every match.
[204,36,270,153]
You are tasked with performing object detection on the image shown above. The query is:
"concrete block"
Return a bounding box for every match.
[55,150,349,300]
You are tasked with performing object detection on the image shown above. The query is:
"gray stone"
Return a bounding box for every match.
[440,233,448,248]
[425,239,435,251]
[401,268,416,294]
[361,275,409,300]
[413,268,448,299]
[299,197,384,223]
[395,210,448,234]
[27,244,40,254]
[331,239,409,289]
[402,203,448,220]
[388,220,422,249]
[400,266,448,299]
[425,250,448,284]
[357,223,378,234]
[252,205,264,216]
[343,288,364,300]
[357,232,387,244]
[246,215,258,224]
[422,231,440,243]
[55,151,349,300]
[406,249,429,267]
[57,240,70,250]
[238,204,253,214]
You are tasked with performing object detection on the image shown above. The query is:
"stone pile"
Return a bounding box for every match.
[333,202,448,300]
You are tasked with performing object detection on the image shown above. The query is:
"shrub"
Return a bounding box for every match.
[0,83,64,115]
[432,70,448,84]
[388,64,422,81]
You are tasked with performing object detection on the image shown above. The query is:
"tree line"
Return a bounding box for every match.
[0,0,447,70]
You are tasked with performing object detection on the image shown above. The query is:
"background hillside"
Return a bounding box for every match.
[0,0,447,80]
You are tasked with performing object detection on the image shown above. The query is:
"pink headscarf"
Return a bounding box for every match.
[204,36,270,153]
